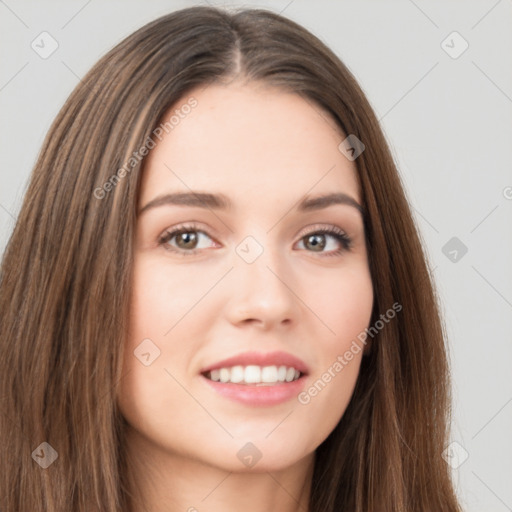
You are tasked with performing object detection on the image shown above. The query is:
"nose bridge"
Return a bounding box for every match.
[229,231,297,326]
[235,232,283,288]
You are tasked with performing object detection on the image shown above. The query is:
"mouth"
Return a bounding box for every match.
[202,365,303,386]
[199,351,309,406]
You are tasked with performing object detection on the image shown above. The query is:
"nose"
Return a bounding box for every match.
[225,243,299,330]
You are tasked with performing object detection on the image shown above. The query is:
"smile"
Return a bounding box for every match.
[203,365,302,385]
[199,351,309,406]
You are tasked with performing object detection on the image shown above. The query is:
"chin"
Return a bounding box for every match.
[200,435,315,473]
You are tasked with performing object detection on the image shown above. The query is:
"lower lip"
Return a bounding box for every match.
[200,375,307,406]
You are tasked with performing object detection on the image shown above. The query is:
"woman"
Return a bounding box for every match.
[0,5,463,511]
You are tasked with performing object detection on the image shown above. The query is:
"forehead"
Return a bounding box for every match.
[140,82,360,207]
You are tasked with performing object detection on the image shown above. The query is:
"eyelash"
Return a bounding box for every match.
[158,222,352,258]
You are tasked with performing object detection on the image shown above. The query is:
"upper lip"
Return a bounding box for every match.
[200,350,309,375]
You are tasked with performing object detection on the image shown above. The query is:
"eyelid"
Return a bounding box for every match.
[294,222,348,240]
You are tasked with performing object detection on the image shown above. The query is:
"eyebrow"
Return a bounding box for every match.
[138,191,365,217]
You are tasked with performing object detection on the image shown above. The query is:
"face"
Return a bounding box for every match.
[117,81,374,473]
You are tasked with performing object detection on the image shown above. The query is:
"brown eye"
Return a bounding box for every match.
[174,231,199,250]
[303,233,326,252]
[158,224,217,256]
[296,227,352,257]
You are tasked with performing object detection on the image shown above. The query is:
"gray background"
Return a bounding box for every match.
[1,1,511,510]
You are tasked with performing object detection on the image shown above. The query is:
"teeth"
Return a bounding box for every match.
[205,365,302,385]
[285,367,296,382]
[219,368,230,383]
[244,365,261,383]
[261,365,278,383]
[230,365,244,383]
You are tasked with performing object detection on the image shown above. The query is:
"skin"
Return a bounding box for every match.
[117,80,374,512]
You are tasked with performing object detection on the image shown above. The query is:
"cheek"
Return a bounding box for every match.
[297,261,373,426]
[127,256,214,352]
[117,268,199,447]
[323,262,373,380]
[307,260,374,340]
[118,261,181,421]
[123,257,203,379]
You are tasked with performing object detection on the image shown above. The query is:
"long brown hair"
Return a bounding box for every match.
[0,6,462,511]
